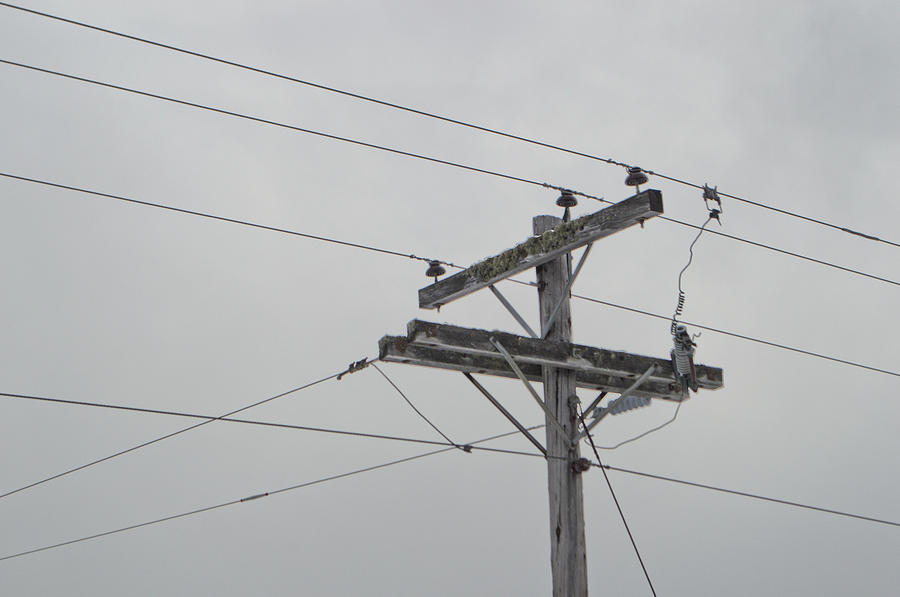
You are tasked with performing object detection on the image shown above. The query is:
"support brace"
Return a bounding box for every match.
[462,372,547,457]
[489,337,569,439]
[542,242,594,339]
[489,284,539,339]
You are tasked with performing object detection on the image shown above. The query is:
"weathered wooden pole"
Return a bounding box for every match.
[534,214,588,596]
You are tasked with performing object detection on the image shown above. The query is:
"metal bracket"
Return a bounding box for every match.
[489,284,539,339]
[489,337,569,438]
[541,243,594,339]
[578,364,657,439]
[462,372,547,457]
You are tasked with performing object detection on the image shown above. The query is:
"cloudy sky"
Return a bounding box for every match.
[1,1,898,595]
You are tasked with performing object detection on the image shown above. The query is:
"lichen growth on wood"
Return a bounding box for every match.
[468,213,595,282]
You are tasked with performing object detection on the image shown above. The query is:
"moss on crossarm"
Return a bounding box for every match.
[468,213,593,282]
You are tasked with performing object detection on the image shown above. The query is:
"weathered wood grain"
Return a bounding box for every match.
[378,338,687,400]
[418,190,664,309]
[399,319,724,393]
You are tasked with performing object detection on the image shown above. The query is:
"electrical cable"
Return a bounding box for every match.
[0,390,549,459]
[0,171,461,268]
[568,292,900,378]
[0,367,351,501]
[2,1,896,249]
[3,166,892,289]
[578,405,658,596]
[5,384,900,530]
[2,170,895,377]
[371,362,465,451]
[0,426,540,563]
[590,402,682,451]
[658,215,898,288]
[598,464,900,529]
[0,59,573,197]
[4,378,897,538]
[1,59,895,285]
[2,171,896,378]
[671,215,715,334]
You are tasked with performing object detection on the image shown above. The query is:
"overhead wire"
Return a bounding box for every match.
[567,292,900,379]
[2,1,896,249]
[1,59,895,287]
[0,171,461,269]
[0,366,353,501]
[0,426,541,563]
[590,402,682,451]
[599,463,900,529]
[658,215,898,287]
[2,383,898,533]
[0,59,566,197]
[2,171,897,378]
[371,362,466,451]
[0,390,546,459]
[670,214,715,334]
[578,404,658,596]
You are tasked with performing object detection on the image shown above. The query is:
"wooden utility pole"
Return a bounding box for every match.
[375,190,724,595]
[534,214,588,596]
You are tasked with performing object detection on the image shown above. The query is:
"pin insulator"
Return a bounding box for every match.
[556,190,578,208]
[625,166,648,187]
[425,260,446,280]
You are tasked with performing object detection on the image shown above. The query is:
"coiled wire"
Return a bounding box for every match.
[670,215,715,335]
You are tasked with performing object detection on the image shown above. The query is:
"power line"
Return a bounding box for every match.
[0,367,348,501]
[371,362,465,451]
[2,60,895,287]
[0,171,461,268]
[2,171,896,378]
[2,1,895,249]
[3,381,898,568]
[0,390,546,460]
[0,427,537,563]
[590,402,682,451]
[579,406,657,596]
[599,464,900,529]
[658,215,898,288]
[5,384,900,530]
[0,59,556,194]
[568,292,900,378]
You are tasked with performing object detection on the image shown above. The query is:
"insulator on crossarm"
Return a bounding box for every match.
[607,395,651,415]
[425,260,446,282]
[556,190,578,208]
[625,166,648,190]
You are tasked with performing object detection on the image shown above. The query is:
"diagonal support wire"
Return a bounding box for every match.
[462,372,547,457]
[578,364,657,439]
[489,337,569,438]
[489,284,539,338]
[541,242,594,339]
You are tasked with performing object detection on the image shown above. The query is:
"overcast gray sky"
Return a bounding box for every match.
[1,1,898,595]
